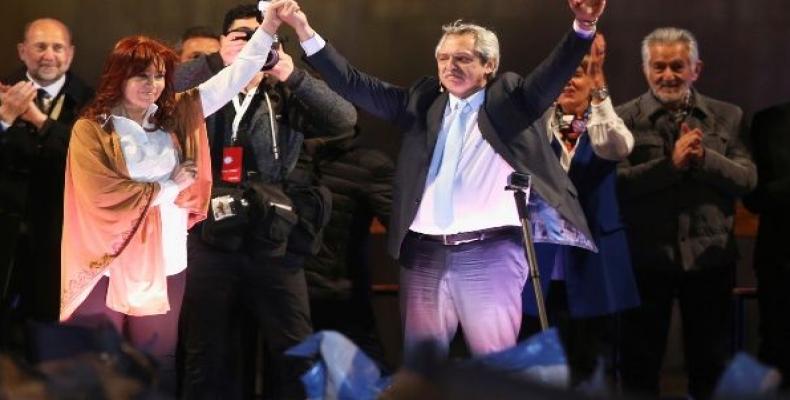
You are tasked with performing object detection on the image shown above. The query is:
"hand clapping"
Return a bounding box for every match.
[672,123,705,170]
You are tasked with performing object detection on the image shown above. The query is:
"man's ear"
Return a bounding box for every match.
[692,60,703,82]
[17,42,25,62]
[484,59,495,78]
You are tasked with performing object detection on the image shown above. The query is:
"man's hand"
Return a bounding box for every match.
[260,0,289,36]
[586,33,607,92]
[0,81,36,125]
[569,0,607,24]
[277,0,314,42]
[672,123,704,170]
[266,48,295,82]
[219,31,249,66]
[680,122,705,163]
[19,101,48,130]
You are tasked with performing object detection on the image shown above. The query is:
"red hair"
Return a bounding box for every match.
[82,36,178,131]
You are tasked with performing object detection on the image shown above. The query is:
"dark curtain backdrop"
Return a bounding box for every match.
[3,0,789,155]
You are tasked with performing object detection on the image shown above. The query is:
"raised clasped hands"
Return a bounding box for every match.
[261,0,307,36]
[672,123,705,170]
[0,81,36,126]
[569,0,607,23]
[274,0,314,42]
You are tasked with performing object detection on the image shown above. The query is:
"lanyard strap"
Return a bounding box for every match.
[231,86,258,143]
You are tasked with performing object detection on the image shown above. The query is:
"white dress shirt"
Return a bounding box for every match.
[409,90,523,234]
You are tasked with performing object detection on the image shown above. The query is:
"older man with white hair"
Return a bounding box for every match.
[616,27,756,400]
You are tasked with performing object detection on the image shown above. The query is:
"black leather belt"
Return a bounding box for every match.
[408,226,520,246]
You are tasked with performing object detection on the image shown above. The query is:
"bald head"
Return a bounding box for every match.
[18,18,74,86]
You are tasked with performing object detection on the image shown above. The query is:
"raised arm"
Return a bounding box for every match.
[277,0,409,124]
[585,34,633,161]
[197,0,286,116]
[263,47,357,137]
[514,0,606,124]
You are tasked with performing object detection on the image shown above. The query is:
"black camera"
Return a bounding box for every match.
[228,26,280,71]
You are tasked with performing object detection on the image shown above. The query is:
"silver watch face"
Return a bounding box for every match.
[593,87,609,100]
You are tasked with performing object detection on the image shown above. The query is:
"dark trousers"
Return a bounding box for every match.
[756,263,790,389]
[620,266,733,400]
[521,281,611,387]
[180,234,312,400]
[68,271,186,395]
[2,224,60,323]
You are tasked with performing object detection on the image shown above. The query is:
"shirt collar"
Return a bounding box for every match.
[26,72,66,98]
[111,103,160,131]
[641,88,713,120]
[447,88,486,114]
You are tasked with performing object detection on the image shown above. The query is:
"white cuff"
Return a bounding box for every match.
[153,180,180,206]
[300,32,326,57]
[0,120,11,131]
[573,20,596,39]
[589,97,616,123]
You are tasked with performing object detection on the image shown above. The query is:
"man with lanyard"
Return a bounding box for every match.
[173,4,357,398]
[0,18,93,325]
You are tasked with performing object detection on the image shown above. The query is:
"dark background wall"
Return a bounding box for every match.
[3,0,790,154]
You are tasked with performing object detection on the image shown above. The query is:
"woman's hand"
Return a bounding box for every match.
[171,160,197,190]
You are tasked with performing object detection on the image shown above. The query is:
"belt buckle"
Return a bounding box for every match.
[443,233,478,246]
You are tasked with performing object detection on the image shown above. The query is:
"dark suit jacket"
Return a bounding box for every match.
[743,102,790,272]
[306,30,594,259]
[0,68,93,319]
[1,69,93,217]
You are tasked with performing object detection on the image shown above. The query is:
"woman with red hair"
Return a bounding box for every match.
[59,1,294,392]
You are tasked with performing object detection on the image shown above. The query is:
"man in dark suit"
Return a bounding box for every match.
[275,0,605,359]
[743,102,790,389]
[616,27,756,400]
[0,18,93,324]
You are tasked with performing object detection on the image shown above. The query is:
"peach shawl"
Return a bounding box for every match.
[60,88,211,321]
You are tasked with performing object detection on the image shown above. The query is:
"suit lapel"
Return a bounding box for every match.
[477,108,514,166]
[425,92,448,151]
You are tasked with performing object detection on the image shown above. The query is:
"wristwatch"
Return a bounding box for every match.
[591,86,609,102]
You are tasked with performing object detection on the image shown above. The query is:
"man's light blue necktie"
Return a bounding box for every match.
[430,100,472,228]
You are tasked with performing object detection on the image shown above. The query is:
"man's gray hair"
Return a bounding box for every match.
[435,20,500,78]
[641,27,700,67]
